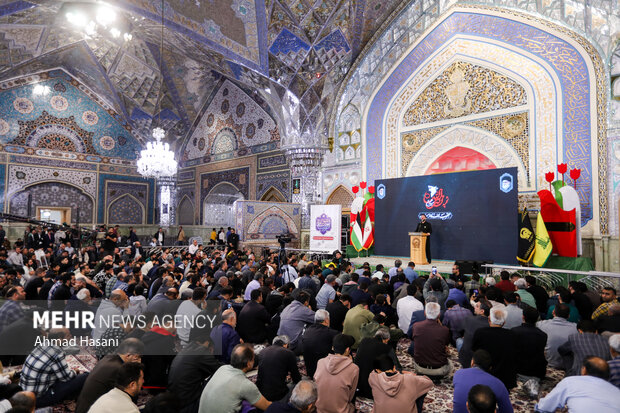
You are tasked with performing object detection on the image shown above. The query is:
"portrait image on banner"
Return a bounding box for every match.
[310,205,342,252]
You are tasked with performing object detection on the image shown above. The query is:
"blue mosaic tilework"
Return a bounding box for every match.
[0,163,5,213]
[365,11,595,225]
[270,28,311,56]
[256,170,291,201]
[0,1,36,17]
[97,174,155,224]
[0,78,141,160]
[9,155,98,170]
[315,29,351,53]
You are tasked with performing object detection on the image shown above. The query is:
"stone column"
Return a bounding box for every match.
[157,177,176,228]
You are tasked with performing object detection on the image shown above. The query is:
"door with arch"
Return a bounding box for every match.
[203,182,244,227]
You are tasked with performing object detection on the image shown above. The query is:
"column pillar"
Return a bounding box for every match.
[157,177,176,228]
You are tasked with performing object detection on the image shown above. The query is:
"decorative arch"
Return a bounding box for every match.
[107,194,145,225]
[176,195,195,225]
[363,6,607,233]
[405,126,528,186]
[338,104,361,131]
[260,187,286,203]
[203,182,244,226]
[326,185,354,208]
[247,205,299,237]
[9,181,94,223]
[211,128,238,155]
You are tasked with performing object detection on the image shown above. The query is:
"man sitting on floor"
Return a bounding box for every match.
[19,328,88,407]
[76,338,144,413]
[369,353,433,413]
[88,362,144,413]
[264,380,317,413]
[472,306,517,389]
[411,302,451,380]
[257,335,301,403]
[199,343,271,413]
[314,334,359,413]
[301,309,339,378]
[452,349,513,413]
[535,356,620,412]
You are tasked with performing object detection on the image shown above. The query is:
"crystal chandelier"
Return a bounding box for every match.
[137,127,177,178]
[136,0,177,180]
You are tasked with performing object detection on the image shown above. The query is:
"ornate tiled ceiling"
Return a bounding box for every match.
[0,0,404,152]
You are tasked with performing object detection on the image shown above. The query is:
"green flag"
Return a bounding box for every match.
[532,213,552,267]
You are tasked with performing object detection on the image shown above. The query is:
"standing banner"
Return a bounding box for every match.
[310,205,342,252]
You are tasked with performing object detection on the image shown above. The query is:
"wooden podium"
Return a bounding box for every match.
[409,232,429,265]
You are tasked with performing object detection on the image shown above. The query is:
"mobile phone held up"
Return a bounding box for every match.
[431,266,437,275]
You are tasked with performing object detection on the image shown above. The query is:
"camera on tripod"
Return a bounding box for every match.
[276,234,291,246]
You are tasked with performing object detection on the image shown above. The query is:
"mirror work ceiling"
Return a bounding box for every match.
[0,0,405,149]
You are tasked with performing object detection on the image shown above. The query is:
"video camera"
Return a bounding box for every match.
[276,234,291,246]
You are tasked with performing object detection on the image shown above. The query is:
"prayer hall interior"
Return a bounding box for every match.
[0,1,619,413]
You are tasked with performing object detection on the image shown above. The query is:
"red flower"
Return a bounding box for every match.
[557,163,567,174]
[359,181,367,189]
[570,168,581,180]
[352,186,359,194]
[368,186,375,194]
[545,172,555,183]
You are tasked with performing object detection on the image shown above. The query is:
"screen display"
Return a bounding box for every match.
[374,167,518,264]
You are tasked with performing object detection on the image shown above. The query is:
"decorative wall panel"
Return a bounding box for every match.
[256,170,291,201]
[363,8,607,233]
[9,181,94,223]
[234,200,301,247]
[200,167,250,223]
[182,79,279,163]
[107,195,144,225]
[7,164,97,198]
[0,75,141,160]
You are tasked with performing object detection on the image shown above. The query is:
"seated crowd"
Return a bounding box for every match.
[0,225,619,413]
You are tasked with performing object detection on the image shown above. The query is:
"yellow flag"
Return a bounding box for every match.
[532,213,552,267]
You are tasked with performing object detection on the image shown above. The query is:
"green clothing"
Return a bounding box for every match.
[343,304,374,349]
[547,304,580,323]
[516,289,537,309]
[198,365,261,413]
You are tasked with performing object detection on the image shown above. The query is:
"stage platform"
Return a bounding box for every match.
[348,256,456,275]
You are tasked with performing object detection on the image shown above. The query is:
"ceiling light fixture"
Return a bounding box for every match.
[137,0,177,181]
[32,84,50,96]
[96,6,116,26]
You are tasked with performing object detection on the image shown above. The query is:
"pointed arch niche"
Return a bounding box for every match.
[107,194,145,225]
[260,187,286,203]
[326,185,354,210]
[362,7,607,233]
[405,126,528,186]
[177,195,195,225]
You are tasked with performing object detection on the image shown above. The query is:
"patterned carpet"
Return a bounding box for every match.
[45,337,564,412]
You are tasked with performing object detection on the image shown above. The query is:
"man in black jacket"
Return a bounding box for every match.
[325,294,351,332]
[75,338,143,413]
[256,335,301,402]
[237,289,271,344]
[168,328,223,413]
[301,309,339,377]
[511,306,547,398]
[472,306,517,389]
[354,327,401,399]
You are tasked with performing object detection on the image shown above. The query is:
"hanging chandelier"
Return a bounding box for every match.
[136,0,177,180]
[137,127,177,178]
